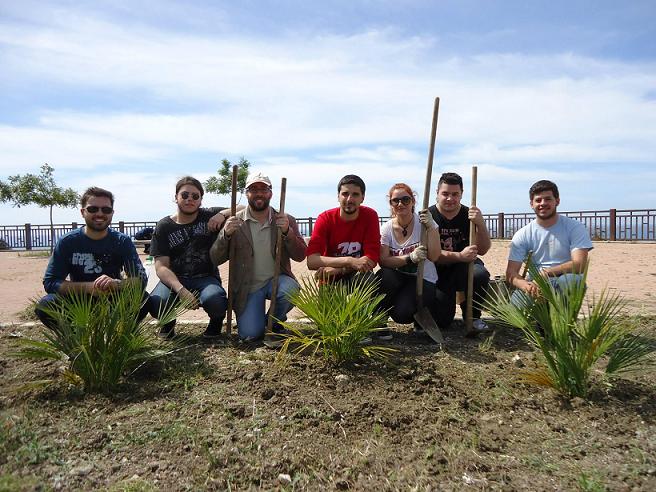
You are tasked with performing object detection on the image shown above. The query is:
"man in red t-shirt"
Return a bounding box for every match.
[306,175,380,281]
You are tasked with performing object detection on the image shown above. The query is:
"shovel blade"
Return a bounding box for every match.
[414,307,444,344]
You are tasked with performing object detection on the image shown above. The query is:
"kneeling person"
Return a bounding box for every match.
[149,176,228,338]
[36,187,149,329]
[211,173,307,341]
[378,183,450,334]
[507,180,593,305]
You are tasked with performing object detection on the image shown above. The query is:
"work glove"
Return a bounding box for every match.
[408,245,428,263]
[418,209,439,230]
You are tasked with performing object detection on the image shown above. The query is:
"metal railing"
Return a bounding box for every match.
[1,208,654,250]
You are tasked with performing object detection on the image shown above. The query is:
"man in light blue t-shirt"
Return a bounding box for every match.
[506,180,593,304]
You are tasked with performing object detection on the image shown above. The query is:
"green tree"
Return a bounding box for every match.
[0,164,79,252]
[204,157,250,196]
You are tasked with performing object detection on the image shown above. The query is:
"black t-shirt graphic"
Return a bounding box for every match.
[150,207,223,279]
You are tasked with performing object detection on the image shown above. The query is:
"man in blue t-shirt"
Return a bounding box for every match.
[36,187,149,330]
[506,180,593,304]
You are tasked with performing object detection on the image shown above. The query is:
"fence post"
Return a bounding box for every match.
[497,212,504,239]
[308,217,314,237]
[119,221,125,233]
[72,222,77,230]
[609,209,616,241]
[25,223,32,250]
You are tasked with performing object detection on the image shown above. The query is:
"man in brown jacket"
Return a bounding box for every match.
[210,173,307,342]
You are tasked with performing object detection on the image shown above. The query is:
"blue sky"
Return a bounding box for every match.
[1,0,655,225]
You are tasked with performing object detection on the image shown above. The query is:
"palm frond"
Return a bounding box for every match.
[482,260,655,398]
[278,275,393,364]
[12,280,189,393]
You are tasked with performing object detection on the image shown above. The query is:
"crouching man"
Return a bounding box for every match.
[35,187,149,329]
[210,173,307,342]
[149,176,228,339]
[506,180,593,306]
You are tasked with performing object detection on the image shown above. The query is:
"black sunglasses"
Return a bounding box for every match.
[84,206,114,214]
[390,196,413,206]
[180,191,201,200]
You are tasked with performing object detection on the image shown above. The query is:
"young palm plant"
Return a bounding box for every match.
[277,275,395,364]
[12,281,188,393]
[483,261,655,398]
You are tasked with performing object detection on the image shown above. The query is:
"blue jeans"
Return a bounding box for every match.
[237,275,299,340]
[149,276,227,323]
[510,273,585,308]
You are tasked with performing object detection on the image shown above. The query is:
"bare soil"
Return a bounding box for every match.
[1,242,655,490]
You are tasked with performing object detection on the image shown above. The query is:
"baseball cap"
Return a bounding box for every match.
[245,172,272,189]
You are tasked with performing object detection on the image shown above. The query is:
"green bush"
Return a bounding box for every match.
[277,275,394,364]
[483,262,655,398]
[12,281,187,393]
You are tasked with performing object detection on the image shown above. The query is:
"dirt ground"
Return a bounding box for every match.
[1,241,656,491]
[2,240,656,325]
[1,319,655,490]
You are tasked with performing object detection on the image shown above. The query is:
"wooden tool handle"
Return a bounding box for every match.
[226,164,239,335]
[466,165,478,333]
[267,177,287,332]
[417,97,440,301]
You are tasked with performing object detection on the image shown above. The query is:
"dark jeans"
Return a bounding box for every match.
[35,291,151,331]
[377,267,452,328]
[436,258,490,323]
[149,276,227,326]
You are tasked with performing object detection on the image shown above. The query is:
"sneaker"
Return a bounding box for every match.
[238,335,263,346]
[376,329,393,341]
[158,321,176,340]
[271,323,287,335]
[472,319,491,333]
[203,318,223,339]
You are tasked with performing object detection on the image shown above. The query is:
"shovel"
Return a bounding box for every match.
[465,166,478,335]
[264,178,287,349]
[225,165,238,335]
[414,97,444,345]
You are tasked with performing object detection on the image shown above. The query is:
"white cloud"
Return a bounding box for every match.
[1,2,655,226]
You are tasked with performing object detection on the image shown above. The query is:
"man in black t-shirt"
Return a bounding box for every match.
[428,172,492,333]
[149,176,228,339]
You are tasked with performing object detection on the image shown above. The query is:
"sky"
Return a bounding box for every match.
[1,0,655,226]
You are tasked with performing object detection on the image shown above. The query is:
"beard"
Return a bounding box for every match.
[177,203,200,216]
[84,216,111,232]
[248,196,270,212]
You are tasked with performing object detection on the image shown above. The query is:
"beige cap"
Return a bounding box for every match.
[245,172,272,189]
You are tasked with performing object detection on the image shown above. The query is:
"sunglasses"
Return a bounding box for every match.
[390,196,413,206]
[180,191,201,200]
[84,206,114,214]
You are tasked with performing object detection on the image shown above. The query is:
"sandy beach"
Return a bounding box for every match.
[1,240,655,325]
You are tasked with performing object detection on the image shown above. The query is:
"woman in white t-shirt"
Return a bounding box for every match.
[377,183,450,339]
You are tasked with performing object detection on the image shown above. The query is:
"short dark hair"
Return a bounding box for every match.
[175,176,204,196]
[337,175,366,195]
[437,172,463,190]
[529,180,559,200]
[81,187,114,207]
